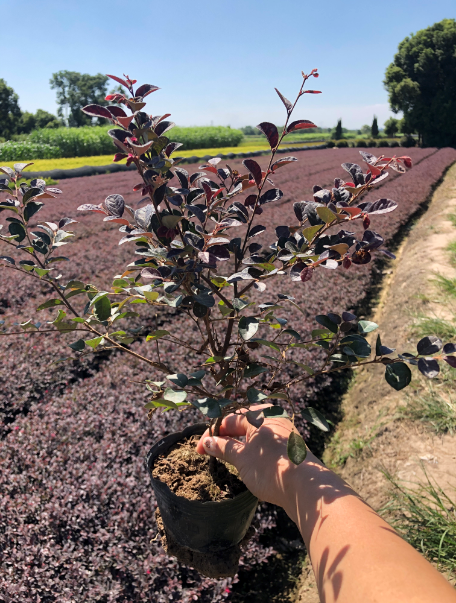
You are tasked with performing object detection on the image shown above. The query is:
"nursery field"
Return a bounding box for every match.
[1,147,456,602]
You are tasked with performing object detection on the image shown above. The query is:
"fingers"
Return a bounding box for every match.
[194,415,247,455]
[200,435,246,467]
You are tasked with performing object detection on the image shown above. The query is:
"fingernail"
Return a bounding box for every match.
[203,437,213,450]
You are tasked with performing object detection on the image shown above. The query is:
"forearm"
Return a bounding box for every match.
[282,455,456,603]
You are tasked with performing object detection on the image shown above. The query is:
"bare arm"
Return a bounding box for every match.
[196,413,456,603]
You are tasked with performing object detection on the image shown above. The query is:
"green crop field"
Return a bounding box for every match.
[0,139,323,173]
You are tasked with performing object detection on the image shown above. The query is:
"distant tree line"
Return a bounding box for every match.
[0,71,111,139]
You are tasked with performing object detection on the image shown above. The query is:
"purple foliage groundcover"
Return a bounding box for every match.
[1,147,455,602]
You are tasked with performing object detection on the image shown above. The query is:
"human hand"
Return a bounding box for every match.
[195,406,322,510]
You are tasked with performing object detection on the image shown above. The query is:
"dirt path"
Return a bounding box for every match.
[294,162,456,602]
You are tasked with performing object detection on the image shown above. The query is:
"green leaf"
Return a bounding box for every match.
[37,299,64,311]
[23,186,43,204]
[204,355,223,364]
[33,267,51,278]
[112,278,130,288]
[163,388,187,403]
[144,291,159,302]
[218,301,233,316]
[358,320,378,334]
[46,256,69,264]
[263,406,289,418]
[88,291,108,308]
[190,370,206,380]
[24,201,44,222]
[301,407,330,432]
[192,398,222,418]
[247,388,268,403]
[311,328,333,339]
[167,373,188,388]
[233,297,250,311]
[94,296,111,321]
[302,224,323,242]
[315,315,338,334]
[162,214,182,229]
[341,335,371,358]
[244,363,268,378]
[144,399,178,410]
[376,334,382,356]
[146,330,170,341]
[246,409,265,428]
[239,316,259,340]
[287,431,307,465]
[85,336,104,349]
[289,360,314,374]
[8,222,26,242]
[252,339,280,351]
[19,320,39,331]
[316,206,337,224]
[283,328,301,339]
[268,392,289,400]
[69,339,85,351]
[385,362,411,391]
[66,280,86,290]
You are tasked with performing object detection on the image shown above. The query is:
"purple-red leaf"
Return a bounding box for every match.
[107,105,127,118]
[135,84,159,98]
[243,159,263,187]
[271,156,298,172]
[82,105,113,120]
[260,188,283,205]
[155,121,175,136]
[444,356,456,368]
[164,142,183,157]
[287,120,317,133]
[275,88,292,113]
[77,203,107,214]
[106,74,130,89]
[300,266,313,282]
[256,122,279,149]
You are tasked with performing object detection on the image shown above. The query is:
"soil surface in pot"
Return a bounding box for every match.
[152,435,245,501]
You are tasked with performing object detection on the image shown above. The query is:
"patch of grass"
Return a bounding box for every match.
[382,469,456,574]
[434,274,456,298]
[448,212,456,228]
[400,388,456,434]
[326,430,377,468]
[411,316,456,341]
[447,240,456,266]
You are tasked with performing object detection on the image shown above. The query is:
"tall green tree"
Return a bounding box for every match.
[383,117,399,137]
[334,119,342,140]
[384,19,456,147]
[0,79,22,139]
[19,109,61,134]
[50,71,109,127]
[371,116,379,138]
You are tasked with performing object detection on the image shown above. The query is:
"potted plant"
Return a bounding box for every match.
[1,69,454,578]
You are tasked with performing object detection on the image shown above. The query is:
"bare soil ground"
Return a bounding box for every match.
[294,163,456,602]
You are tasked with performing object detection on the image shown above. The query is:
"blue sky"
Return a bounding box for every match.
[2,0,455,129]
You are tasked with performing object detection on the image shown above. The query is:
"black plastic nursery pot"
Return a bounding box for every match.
[145,423,258,575]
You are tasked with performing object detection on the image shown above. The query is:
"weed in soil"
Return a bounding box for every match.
[382,468,456,575]
[400,389,456,434]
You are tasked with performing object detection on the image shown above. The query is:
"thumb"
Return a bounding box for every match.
[202,436,245,468]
